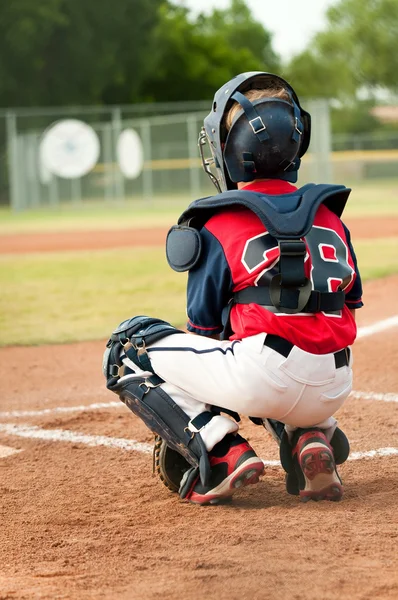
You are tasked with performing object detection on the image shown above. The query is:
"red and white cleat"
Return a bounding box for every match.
[185,434,265,505]
[293,430,343,502]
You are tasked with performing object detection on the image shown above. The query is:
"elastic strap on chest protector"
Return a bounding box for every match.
[235,235,345,314]
[269,239,313,313]
[236,233,345,313]
[234,285,345,313]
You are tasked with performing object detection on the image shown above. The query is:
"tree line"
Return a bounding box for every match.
[0,0,397,133]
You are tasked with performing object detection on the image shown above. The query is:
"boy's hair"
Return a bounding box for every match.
[225,87,292,132]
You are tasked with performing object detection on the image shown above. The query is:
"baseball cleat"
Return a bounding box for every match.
[283,426,349,497]
[293,430,343,502]
[184,434,264,505]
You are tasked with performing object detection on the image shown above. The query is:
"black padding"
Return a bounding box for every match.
[177,184,351,237]
[330,427,350,464]
[166,225,202,272]
[111,315,182,346]
[179,466,200,499]
[107,375,211,487]
[279,430,295,474]
[107,315,183,386]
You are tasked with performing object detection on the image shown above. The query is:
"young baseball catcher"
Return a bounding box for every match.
[103,72,363,505]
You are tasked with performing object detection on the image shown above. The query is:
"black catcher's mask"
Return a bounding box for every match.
[199,72,311,192]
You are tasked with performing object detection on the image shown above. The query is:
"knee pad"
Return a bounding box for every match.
[103,315,183,382]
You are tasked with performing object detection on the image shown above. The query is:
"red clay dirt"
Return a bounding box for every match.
[0,279,397,600]
[0,215,396,254]
[0,230,398,599]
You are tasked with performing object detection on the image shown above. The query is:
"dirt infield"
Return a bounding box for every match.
[1,215,397,254]
[0,271,397,599]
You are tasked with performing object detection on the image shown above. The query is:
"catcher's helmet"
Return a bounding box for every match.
[199,72,311,192]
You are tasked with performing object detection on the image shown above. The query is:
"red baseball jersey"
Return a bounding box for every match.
[186,180,363,354]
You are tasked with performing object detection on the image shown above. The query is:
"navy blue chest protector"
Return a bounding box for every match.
[166,183,351,315]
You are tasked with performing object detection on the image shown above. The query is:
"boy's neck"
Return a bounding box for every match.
[236,179,298,193]
[237,179,271,190]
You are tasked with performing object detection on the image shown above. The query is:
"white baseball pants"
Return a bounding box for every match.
[121,332,353,451]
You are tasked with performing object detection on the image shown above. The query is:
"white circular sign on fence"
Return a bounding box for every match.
[117,129,144,179]
[40,119,100,179]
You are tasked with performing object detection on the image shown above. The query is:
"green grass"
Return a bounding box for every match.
[0,248,188,346]
[343,179,398,217]
[1,180,398,234]
[354,237,398,280]
[1,237,397,347]
[0,198,186,234]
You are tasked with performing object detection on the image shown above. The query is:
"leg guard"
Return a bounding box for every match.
[103,315,211,496]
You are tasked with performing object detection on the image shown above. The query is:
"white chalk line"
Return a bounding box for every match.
[0,444,22,458]
[0,401,122,419]
[0,423,397,467]
[0,389,396,420]
[0,423,152,454]
[357,315,398,339]
[0,316,396,462]
[350,391,398,403]
[0,315,396,421]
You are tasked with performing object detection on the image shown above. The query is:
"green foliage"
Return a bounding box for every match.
[286,0,398,101]
[286,50,356,100]
[142,0,279,102]
[284,0,398,135]
[323,0,398,92]
[0,0,279,107]
[0,0,163,106]
[331,102,380,135]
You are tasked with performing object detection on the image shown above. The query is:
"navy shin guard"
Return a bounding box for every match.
[104,315,211,489]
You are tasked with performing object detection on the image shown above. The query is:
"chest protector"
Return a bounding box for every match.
[166,184,351,315]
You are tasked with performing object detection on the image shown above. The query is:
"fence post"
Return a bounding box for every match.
[111,106,125,202]
[308,99,333,183]
[141,119,153,204]
[6,111,22,211]
[102,123,114,202]
[187,115,201,199]
[27,133,40,208]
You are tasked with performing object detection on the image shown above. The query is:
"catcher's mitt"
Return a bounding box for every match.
[153,435,192,492]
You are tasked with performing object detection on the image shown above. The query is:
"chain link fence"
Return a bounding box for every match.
[1,100,397,211]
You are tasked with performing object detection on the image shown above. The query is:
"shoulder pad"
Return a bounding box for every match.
[166,225,202,272]
[176,184,351,239]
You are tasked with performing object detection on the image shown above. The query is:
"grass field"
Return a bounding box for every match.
[0,237,397,347]
[0,248,187,346]
[1,178,397,346]
[0,201,184,234]
[1,180,398,234]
